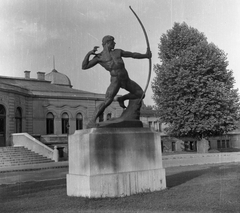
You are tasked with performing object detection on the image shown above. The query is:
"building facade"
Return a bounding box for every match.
[0,69,122,147]
[140,106,240,153]
[140,107,161,131]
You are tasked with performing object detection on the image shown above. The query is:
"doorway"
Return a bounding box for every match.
[0,105,6,147]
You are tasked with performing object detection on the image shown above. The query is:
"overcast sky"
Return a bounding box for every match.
[0,0,240,105]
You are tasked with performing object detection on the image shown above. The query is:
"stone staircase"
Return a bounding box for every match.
[0,146,54,168]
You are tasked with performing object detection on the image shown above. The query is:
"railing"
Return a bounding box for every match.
[12,133,59,162]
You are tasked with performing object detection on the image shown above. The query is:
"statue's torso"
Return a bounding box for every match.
[98,49,129,80]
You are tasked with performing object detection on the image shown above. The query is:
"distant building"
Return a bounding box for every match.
[0,69,122,147]
[140,106,162,132]
[2,68,239,154]
[140,106,240,153]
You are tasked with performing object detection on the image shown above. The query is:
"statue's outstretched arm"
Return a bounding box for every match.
[121,49,151,59]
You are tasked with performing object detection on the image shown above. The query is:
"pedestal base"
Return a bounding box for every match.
[67,169,165,197]
[67,128,166,198]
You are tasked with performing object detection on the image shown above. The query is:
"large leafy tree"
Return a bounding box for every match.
[152,22,240,139]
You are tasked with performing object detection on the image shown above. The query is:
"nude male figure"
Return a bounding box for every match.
[82,35,151,127]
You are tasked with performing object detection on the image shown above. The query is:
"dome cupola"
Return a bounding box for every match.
[45,69,72,88]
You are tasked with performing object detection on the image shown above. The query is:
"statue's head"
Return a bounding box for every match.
[102,35,114,46]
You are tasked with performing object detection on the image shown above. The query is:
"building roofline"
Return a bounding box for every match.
[0,75,50,83]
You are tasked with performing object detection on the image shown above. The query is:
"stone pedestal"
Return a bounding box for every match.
[67,128,166,198]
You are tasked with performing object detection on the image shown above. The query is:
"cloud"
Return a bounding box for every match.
[0,0,156,51]
[0,0,73,51]
[75,0,155,23]
[18,20,62,46]
[0,17,61,52]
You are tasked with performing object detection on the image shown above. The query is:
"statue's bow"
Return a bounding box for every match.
[129,6,152,103]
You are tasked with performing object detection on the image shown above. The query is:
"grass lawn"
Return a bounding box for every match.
[1,163,240,213]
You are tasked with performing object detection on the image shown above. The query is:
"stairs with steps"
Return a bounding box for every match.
[0,146,54,168]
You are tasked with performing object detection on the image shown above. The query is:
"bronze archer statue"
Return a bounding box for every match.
[82,35,151,128]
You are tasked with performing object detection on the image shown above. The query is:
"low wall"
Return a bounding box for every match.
[162,152,240,168]
[12,133,54,160]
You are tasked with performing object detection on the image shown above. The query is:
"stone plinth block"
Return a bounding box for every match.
[67,128,166,198]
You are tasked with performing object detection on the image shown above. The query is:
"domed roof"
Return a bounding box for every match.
[45,69,72,88]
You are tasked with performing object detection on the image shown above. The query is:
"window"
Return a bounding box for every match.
[62,113,69,134]
[106,113,111,120]
[0,105,5,115]
[217,139,231,149]
[0,105,6,147]
[172,142,176,151]
[76,113,83,130]
[190,141,195,150]
[148,121,152,128]
[184,141,197,151]
[15,107,22,133]
[222,140,226,148]
[46,112,54,134]
[226,140,230,148]
[184,141,189,151]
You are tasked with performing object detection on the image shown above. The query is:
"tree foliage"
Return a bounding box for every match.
[152,22,240,138]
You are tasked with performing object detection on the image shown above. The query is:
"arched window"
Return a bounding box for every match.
[76,113,83,130]
[46,112,54,134]
[62,112,69,134]
[0,105,6,115]
[0,105,6,147]
[15,107,22,133]
[106,113,111,120]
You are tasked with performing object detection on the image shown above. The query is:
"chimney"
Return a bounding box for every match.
[24,70,31,79]
[37,72,45,80]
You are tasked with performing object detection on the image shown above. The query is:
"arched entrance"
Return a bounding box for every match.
[0,105,6,147]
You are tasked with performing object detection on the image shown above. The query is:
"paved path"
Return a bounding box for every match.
[0,161,68,173]
[0,167,68,185]
[0,162,233,185]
